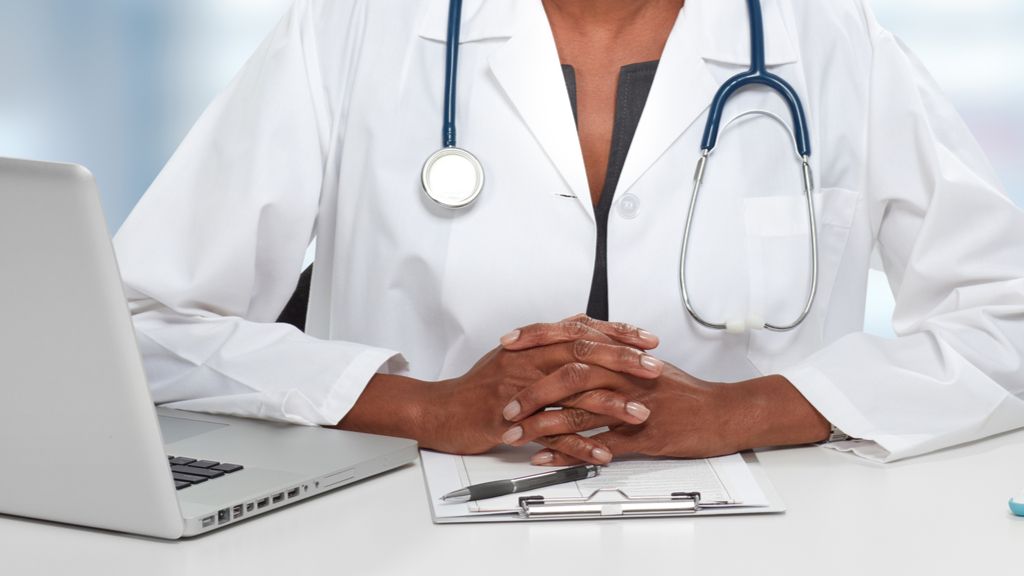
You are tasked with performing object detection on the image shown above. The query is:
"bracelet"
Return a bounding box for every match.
[825,422,851,444]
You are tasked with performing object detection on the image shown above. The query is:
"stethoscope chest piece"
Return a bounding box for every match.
[421,147,484,209]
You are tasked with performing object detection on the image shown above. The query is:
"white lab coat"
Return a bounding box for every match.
[114,0,1024,462]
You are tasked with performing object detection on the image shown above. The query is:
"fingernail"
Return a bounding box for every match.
[501,426,523,445]
[500,329,521,345]
[531,451,554,465]
[502,400,521,420]
[640,354,664,373]
[625,401,651,422]
[591,447,612,463]
[638,329,658,344]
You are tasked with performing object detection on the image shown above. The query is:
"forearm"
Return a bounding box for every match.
[336,374,438,443]
[780,332,1024,462]
[132,306,398,426]
[731,375,831,449]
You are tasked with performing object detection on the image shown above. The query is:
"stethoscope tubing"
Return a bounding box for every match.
[681,0,819,333]
[422,0,484,209]
[700,0,811,158]
[442,0,464,148]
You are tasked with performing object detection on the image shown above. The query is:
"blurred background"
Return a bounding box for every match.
[0,0,1021,336]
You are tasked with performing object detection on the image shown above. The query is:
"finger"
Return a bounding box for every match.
[502,362,654,422]
[501,315,658,351]
[529,434,614,466]
[559,389,652,425]
[500,319,611,350]
[560,340,664,377]
[529,449,584,467]
[502,409,619,447]
[558,314,661,350]
[590,428,644,457]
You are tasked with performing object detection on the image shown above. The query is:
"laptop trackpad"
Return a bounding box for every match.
[159,415,227,444]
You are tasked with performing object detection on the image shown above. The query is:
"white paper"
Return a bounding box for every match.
[424,445,769,519]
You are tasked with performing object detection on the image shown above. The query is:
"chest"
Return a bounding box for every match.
[544,5,681,205]
[310,3,871,380]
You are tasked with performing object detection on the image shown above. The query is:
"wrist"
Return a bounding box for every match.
[731,375,831,449]
[337,374,437,443]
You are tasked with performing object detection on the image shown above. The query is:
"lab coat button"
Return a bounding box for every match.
[617,194,641,219]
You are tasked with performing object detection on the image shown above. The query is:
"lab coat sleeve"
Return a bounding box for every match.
[113,0,400,427]
[779,8,1024,461]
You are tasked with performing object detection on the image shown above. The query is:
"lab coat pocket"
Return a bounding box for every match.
[744,188,860,375]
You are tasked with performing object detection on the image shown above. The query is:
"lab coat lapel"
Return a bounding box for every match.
[615,0,799,198]
[416,0,519,43]
[614,7,716,199]
[694,0,799,66]
[487,1,595,222]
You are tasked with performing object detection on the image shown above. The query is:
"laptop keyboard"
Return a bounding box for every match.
[168,456,244,490]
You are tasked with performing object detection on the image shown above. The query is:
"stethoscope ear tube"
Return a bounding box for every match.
[680,149,819,334]
[681,0,818,333]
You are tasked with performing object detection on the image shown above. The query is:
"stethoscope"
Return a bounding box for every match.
[421,0,818,334]
[420,0,485,209]
[683,0,817,334]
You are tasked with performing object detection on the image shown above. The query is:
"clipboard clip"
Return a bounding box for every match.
[518,488,704,519]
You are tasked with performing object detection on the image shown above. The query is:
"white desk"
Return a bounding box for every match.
[3,431,1023,576]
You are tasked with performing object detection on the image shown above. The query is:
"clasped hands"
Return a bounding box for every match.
[342,314,830,464]
[429,314,753,466]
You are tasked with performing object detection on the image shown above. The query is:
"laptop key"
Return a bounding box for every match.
[168,456,244,489]
[171,465,225,479]
[189,460,220,469]
[212,463,243,474]
[173,472,208,484]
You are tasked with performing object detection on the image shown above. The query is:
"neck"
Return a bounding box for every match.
[543,0,684,35]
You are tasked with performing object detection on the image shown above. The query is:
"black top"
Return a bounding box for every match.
[562,61,659,321]
[277,61,660,331]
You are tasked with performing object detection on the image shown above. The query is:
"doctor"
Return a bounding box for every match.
[115,0,1024,466]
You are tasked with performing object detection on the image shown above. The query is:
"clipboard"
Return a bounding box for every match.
[518,489,705,519]
[421,450,785,523]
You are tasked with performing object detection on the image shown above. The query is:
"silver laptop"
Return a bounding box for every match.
[0,157,418,539]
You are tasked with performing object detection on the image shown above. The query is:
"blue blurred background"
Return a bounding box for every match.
[0,0,1021,336]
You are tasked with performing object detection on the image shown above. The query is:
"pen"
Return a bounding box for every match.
[440,464,600,503]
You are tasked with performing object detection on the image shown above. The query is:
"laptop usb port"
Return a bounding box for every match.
[233,504,244,519]
[272,492,284,504]
[257,497,269,509]
[287,487,299,499]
